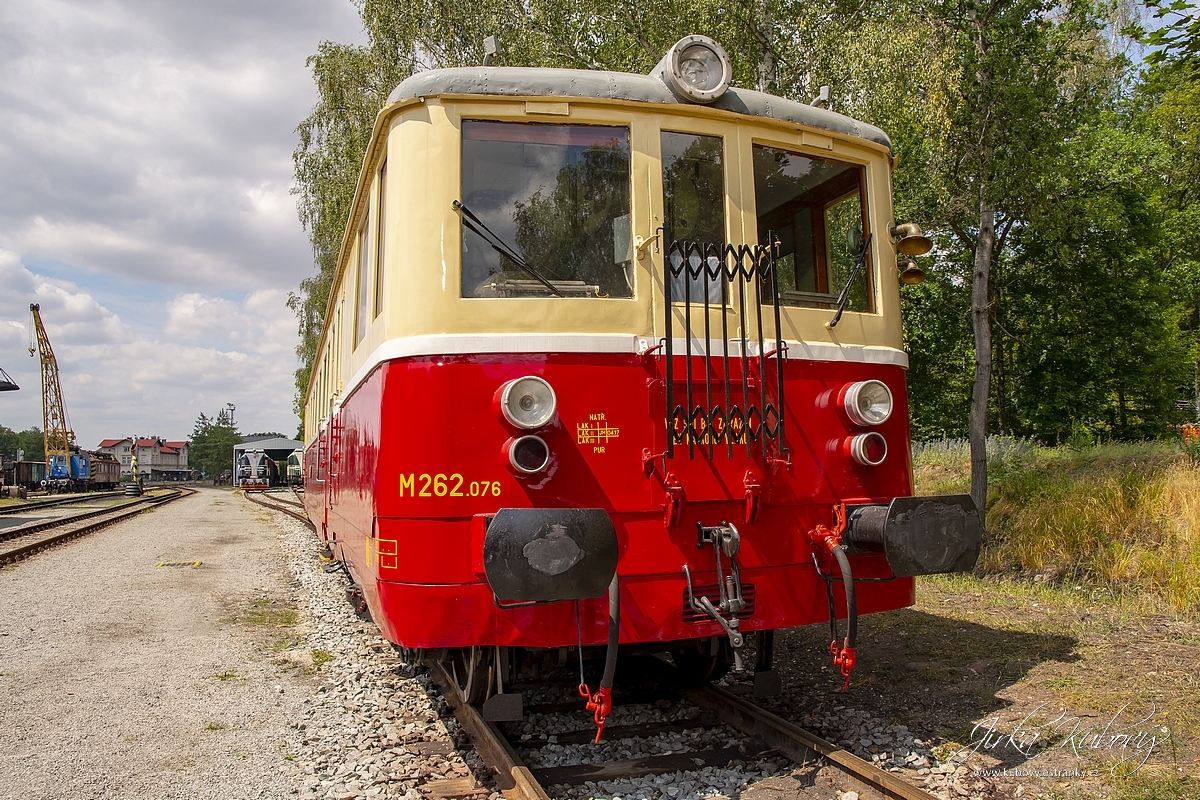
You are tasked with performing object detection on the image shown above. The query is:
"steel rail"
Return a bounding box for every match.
[427,651,937,800]
[243,490,313,528]
[0,492,175,544]
[427,660,551,800]
[681,682,938,800]
[0,491,122,516]
[0,489,191,564]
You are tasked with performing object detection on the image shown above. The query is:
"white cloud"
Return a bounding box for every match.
[0,0,363,290]
[0,0,367,444]
[1,251,301,445]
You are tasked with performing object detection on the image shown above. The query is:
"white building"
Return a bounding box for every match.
[96,437,191,481]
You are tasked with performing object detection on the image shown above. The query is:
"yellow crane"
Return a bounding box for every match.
[28,304,75,479]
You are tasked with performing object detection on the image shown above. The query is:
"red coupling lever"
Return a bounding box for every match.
[831,639,856,691]
[578,683,613,743]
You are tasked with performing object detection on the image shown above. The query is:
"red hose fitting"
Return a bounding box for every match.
[578,683,613,743]
[832,641,856,691]
[808,503,847,554]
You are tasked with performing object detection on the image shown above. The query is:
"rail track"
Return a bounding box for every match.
[0,488,192,564]
[243,489,312,527]
[0,491,122,516]
[428,656,939,800]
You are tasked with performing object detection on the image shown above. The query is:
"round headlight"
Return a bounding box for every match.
[845,432,888,467]
[842,380,893,427]
[657,35,732,104]
[505,435,551,474]
[499,376,557,429]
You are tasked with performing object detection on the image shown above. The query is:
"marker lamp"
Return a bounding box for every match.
[845,432,888,467]
[505,435,551,474]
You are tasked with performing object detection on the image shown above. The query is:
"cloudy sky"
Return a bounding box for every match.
[0,0,365,447]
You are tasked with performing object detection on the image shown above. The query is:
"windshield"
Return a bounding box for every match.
[753,145,872,312]
[460,121,633,298]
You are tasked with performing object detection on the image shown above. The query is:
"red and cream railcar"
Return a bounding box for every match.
[302,36,979,713]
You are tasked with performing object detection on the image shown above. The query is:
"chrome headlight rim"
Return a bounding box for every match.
[506,434,551,474]
[661,35,732,104]
[846,432,888,467]
[843,379,894,427]
[499,376,557,430]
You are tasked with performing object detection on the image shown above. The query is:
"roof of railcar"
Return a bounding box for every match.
[389,67,892,152]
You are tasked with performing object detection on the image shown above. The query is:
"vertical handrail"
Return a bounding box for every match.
[664,226,674,459]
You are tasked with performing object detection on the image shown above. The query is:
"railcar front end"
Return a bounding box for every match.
[301,37,980,707]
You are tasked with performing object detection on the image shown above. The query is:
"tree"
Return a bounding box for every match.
[1128,0,1200,76]
[0,426,46,462]
[188,408,241,480]
[918,0,1112,510]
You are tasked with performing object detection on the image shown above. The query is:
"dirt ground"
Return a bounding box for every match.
[738,574,1200,799]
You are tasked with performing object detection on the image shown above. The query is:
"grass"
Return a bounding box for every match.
[203,721,225,731]
[213,671,238,681]
[913,439,1200,614]
[311,649,333,668]
[223,597,298,628]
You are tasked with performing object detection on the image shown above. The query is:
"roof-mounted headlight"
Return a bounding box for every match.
[653,35,732,104]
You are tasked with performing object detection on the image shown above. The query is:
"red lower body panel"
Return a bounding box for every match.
[308,352,921,652]
[371,557,913,649]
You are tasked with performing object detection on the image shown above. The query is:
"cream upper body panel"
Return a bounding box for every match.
[304,86,902,442]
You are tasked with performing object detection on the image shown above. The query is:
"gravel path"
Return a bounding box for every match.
[0,487,307,800]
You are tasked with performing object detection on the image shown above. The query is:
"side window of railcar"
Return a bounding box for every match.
[354,208,371,346]
[374,160,386,319]
[459,121,633,299]
[752,145,873,312]
[661,132,725,304]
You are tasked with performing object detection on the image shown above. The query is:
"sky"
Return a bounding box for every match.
[0,0,366,447]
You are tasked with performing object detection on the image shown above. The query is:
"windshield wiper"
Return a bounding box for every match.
[452,200,564,298]
[826,232,872,330]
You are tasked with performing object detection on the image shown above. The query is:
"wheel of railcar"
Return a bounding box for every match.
[447,646,491,704]
[671,638,733,686]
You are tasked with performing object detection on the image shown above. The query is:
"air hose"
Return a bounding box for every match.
[831,544,857,690]
[809,504,857,690]
[579,574,620,743]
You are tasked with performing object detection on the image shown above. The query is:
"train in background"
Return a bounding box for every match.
[287,449,304,488]
[300,35,981,721]
[235,449,278,490]
[1,448,120,493]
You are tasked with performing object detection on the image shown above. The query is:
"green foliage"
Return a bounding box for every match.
[914,439,1200,612]
[902,251,974,440]
[1127,0,1200,77]
[993,120,1193,441]
[0,425,45,462]
[188,408,241,479]
[291,0,1200,449]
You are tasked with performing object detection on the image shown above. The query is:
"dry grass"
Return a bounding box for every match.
[913,440,1200,614]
